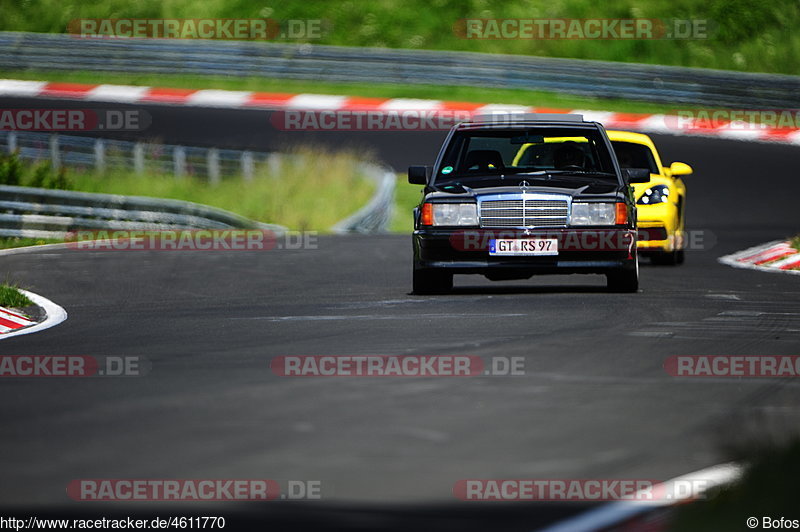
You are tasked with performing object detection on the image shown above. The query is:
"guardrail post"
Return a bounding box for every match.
[7,132,17,154]
[241,151,254,181]
[174,147,186,177]
[207,148,220,185]
[94,139,106,174]
[267,153,281,176]
[49,134,60,171]
[133,143,145,175]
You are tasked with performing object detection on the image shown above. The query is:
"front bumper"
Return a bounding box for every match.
[414,228,637,275]
[636,202,681,252]
[637,223,671,251]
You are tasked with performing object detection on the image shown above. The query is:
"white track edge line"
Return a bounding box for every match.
[534,462,742,532]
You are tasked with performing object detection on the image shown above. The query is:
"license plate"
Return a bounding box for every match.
[489,238,558,256]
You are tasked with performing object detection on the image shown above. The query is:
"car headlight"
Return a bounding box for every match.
[571,202,618,226]
[421,203,478,226]
[637,185,670,205]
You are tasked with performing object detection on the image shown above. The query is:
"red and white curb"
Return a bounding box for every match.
[2,79,800,144]
[0,244,69,339]
[718,240,800,276]
[0,306,35,333]
[536,462,742,532]
[0,288,67,340]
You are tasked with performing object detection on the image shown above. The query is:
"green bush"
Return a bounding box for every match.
[0,153,74,190]
[27,160,50,188]
[0,152,23,186]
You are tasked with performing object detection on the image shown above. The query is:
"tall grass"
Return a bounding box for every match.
[391,176,424,233]
[0,284,32,309]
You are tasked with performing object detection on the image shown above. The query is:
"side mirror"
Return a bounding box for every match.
[623,167,651,183]
[408,165,432,185]
[669,162,693,177]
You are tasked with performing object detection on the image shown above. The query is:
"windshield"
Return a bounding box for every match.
[435,127,617,187]
[611,140,659,174]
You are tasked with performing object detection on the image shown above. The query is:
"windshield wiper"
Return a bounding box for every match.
[507,170,549,176]
[546,170,617,178]
[513,170,616,178]
[435,170,616,190]
[434,180,481,192]
[435,174,509,188]
[512,170,616,184]
[440,173,506,181]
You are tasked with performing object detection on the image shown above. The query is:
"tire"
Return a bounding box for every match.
[651,250,679,266]
[606,257,639,293]
[413,268,453,295]
[676,249,685,265]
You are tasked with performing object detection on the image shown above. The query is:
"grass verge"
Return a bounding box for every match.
[0,237,62,250]
[0,283,32,309]
[791,235,800,251]
[391,175,423,233]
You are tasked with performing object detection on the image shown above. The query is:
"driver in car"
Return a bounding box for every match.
[553,142,585,169]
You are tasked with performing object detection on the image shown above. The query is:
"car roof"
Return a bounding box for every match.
[469,112,586,123]
[606,130,655,145]
[458,113,595,129]
[455,122,604,133]
[607,130,665,172]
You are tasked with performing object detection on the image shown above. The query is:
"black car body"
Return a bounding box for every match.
[409,114,650,294]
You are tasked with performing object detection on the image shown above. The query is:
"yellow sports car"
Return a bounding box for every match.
[607,130,693,265]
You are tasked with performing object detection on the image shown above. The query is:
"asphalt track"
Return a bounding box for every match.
[1,96,799,530]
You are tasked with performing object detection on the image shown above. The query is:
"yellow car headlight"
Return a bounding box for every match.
[638,185,669,205]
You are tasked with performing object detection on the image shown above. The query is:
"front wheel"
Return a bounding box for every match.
[651,250,679,265]
[606,258,639,293]
[413,268,453,295]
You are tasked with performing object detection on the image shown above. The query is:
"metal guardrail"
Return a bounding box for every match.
[331,163,395,234]
[0,184,285,239]
[1,31,799,108]
[0,131,274,182]
[0,131,394,236]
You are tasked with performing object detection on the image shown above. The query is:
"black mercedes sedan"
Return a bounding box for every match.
[409,114,650,294]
